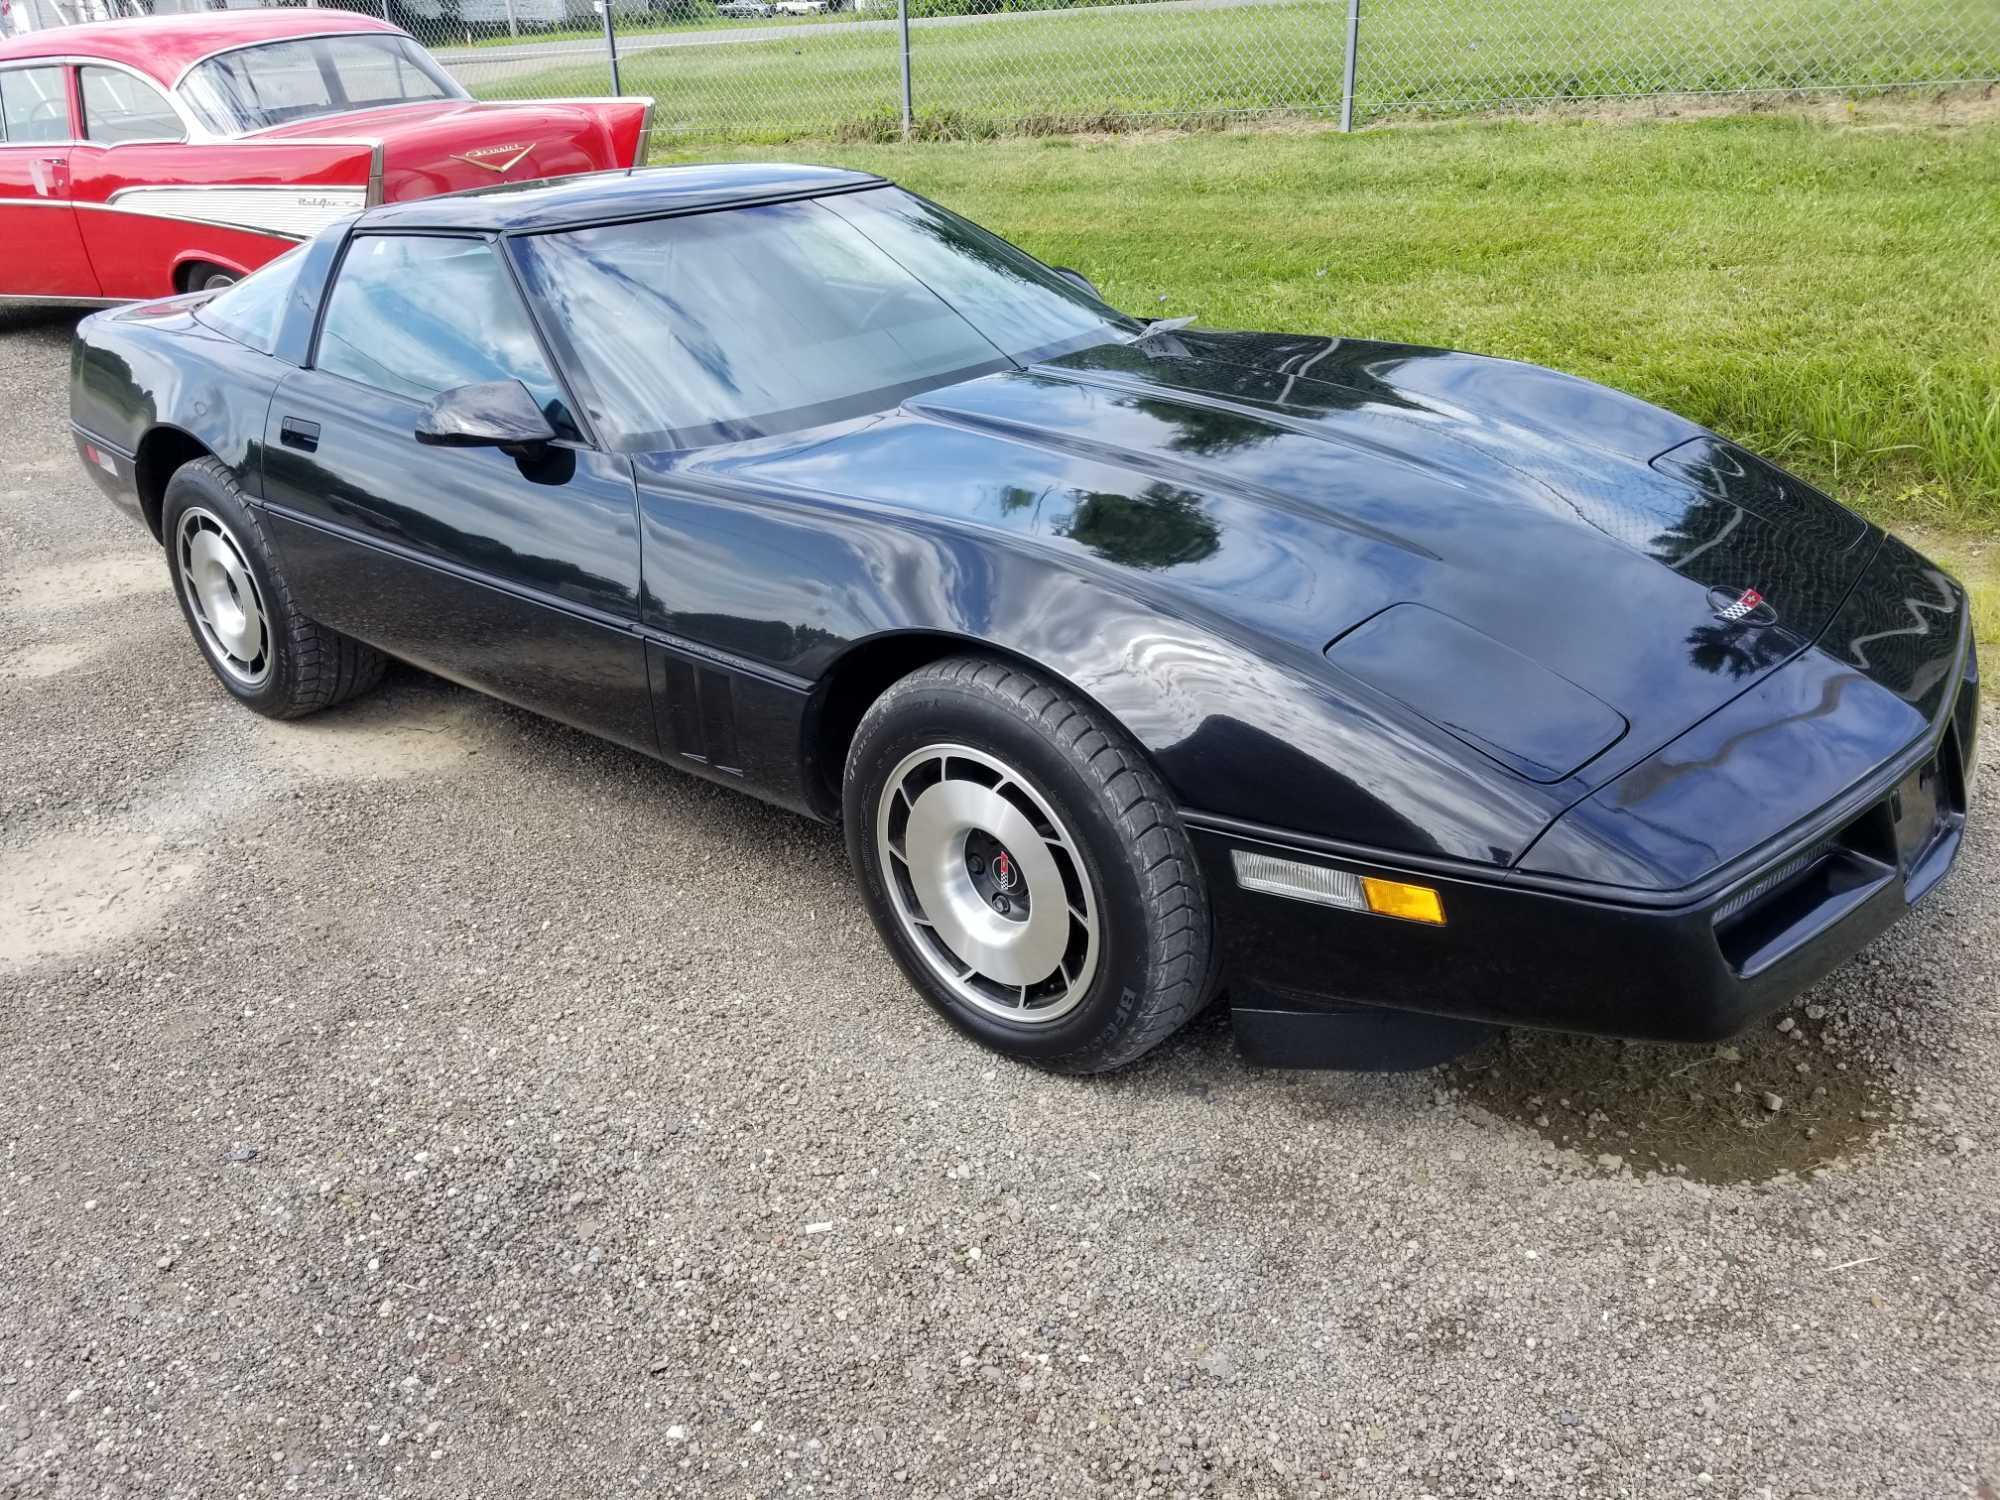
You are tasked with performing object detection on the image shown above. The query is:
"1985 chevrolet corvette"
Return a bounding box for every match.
[69,164,1979,1072]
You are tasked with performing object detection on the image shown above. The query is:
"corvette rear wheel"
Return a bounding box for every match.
[845,655,1216,1073]
[162,457,386,718]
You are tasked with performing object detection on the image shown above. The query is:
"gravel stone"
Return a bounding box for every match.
[1,308,1997,1498]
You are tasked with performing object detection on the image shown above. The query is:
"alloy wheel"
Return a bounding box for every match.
[875,743,1100,1023]
[175,506,271,687]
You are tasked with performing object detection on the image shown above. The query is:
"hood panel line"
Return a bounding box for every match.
[1031,358,1689,559]
[903,392,1441,563]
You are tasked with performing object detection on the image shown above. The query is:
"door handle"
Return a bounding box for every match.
[29,157,67,197]
[280,417,320,453]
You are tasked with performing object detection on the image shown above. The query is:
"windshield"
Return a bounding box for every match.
[510,186,1142,451]
[178,34,463,135]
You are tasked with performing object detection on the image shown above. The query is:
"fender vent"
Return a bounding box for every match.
[661,659,743,774]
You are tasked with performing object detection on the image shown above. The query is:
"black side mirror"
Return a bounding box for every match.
[1052,266,1103,301]
[415,379,556,453]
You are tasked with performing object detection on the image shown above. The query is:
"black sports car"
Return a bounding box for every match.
[69,164,1978,1073]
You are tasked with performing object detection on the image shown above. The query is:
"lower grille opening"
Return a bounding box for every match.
[1717,646,1976,978]
[1713,840,1833,925]
[1714,843,1893,978]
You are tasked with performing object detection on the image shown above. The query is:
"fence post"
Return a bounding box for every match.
[1338,0,1360,132]
[898,0,914,139]
[601,0,623,95]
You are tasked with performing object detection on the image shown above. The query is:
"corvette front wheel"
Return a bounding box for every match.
[844,655,1216,1073]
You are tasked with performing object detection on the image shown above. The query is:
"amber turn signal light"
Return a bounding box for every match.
[1361,876,1446,925]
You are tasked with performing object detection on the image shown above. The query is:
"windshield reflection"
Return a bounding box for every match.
[512,187,1137,452]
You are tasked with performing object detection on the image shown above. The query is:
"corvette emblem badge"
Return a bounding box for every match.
[1709,585,1777,627]
[452,142,536,174]
[992,850,1019,891]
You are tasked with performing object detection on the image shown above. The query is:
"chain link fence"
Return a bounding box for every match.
[404,0,2000,143]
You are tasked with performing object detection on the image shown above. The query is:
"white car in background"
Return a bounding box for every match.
[772,0,834,13]
[3,0,137,36]
[397,0,578,37]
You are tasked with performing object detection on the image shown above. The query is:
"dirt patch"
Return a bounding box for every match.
[247,673,497,784]
[0,638,106,681]
[0,829,201,969]
[1,552,168,617]
[1444,1019,1889,1184]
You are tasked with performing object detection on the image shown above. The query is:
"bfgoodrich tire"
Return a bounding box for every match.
[162,457,386,719]
[844,655,1216,1073]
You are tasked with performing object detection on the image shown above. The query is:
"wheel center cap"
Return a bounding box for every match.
[963,829,1029,918]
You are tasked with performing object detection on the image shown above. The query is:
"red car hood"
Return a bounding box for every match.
[252,100,636,200]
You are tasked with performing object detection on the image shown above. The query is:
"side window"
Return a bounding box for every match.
[183,40,335,130]
[319,37,453,110]
[0,66,72,145]
[315,235,578,439]
[79,67,183,144]
[194,245,305,357]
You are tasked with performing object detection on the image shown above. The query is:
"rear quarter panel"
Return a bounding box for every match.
[67,141,376,300]
[589,98,653,169]
[71,304,287,528]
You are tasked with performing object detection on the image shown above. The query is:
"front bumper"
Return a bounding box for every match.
[1189,643,1979,1061]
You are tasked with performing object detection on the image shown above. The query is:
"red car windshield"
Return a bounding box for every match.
[178,33,464,135]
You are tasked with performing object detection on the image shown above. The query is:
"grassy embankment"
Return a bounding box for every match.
[642,114,2000,629]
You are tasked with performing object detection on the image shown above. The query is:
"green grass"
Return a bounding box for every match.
[653,114,2000,589]
[480,0,2000,141]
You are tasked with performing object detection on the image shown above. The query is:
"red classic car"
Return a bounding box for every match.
[0,8,652,304]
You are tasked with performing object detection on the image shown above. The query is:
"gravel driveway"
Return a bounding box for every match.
[2,304,1996,1499]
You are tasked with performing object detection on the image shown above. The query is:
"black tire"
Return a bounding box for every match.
[844,654,1216,1074]
[182,262,237,294]
[161,457,386,719]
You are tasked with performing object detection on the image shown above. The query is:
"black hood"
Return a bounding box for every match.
[690,331,1882,794]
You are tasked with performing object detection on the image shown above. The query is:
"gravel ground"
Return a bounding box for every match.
[2,304,1997,1500]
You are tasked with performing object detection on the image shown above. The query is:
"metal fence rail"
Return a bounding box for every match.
[405,0,2000,141]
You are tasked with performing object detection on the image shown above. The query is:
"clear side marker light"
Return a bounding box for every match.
[1230,850,1366,911]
